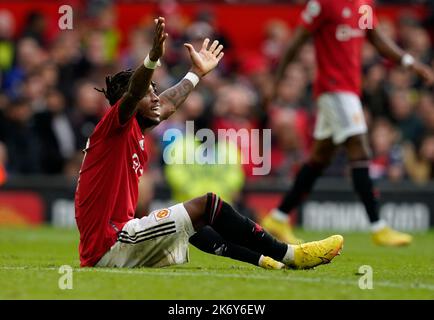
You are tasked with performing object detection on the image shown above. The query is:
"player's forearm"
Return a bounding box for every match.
[128,65,155,100]
[119,17,166,124]
[368,27,434,85]
[275,27,310,83]
[159,78,195,120]
[276,44,299,83]
[119,64,156,124]
[128,16,165,100]
[368,28,405,64]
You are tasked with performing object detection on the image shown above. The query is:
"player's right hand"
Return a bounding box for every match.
[149,17,168,62]
[411,61,434,86]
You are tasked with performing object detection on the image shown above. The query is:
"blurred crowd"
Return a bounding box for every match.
[0,0,434,188]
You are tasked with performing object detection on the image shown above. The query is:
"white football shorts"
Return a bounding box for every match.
[314,92,367,144]
[96,203,195,268]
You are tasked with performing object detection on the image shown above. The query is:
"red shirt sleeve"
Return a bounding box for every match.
[299,0,327,33]
[369,0,379,29]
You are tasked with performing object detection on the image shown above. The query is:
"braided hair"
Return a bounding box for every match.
[95,69,133,106]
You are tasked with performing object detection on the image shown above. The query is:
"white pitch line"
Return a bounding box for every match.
[1,266,434,292]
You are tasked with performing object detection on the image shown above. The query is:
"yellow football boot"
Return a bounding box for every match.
[259,256,285,270]
[261,214,303,245]
[288,235,344,269]
[372,226,412,246]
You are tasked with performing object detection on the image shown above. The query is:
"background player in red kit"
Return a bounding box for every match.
[262,0,434,246]
[75,17,344,270]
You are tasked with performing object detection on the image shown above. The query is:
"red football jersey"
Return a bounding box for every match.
[75,101,147,267]
[299,0,377,97]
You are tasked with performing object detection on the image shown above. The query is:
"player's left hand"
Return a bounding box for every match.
[411,61,434,86]
[184,38,224,77]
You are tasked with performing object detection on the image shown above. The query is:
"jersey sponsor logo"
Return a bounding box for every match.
[154,208,171,221]
[302,0,321,24]
[335,24,365,41]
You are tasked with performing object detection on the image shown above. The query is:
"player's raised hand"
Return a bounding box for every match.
[184,38,224,77]
[411,61,434,86]
[149,17,168,62]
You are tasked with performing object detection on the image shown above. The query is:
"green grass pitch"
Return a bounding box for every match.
[0,227,433,299]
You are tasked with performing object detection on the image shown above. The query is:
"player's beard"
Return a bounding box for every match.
[136,113,159,130]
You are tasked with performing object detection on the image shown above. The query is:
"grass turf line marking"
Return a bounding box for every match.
[1,266,433,291]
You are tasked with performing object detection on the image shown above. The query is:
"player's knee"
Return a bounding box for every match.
[309,156,331,171]
[192,194,209,213]
[205,192,219,209]
[183,194,211,229]
[191,193,219,217]
[346,140,370,161]
[345,135,371,161]
[205,193,225,224]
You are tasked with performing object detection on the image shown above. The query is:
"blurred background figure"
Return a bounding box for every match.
[0,141,7,186]
[0,10,16,73]
[369,118,404,182]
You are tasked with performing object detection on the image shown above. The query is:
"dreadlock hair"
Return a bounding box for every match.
[95,69,134,106]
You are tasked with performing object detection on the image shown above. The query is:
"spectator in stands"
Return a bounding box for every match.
[164,134,245,206]
[406,27,432,65]
[0,10,15,73]
[22,72,48,112]
[268,108,309,178]
[20,11,47,48]
[274,63,308,109]
[3,37,46,98]
[262,20,290,67]
[212,84,259,178]
[50,32,90,102]
[370,118,404,182]
[403,135,434,184]
[362,63,392,121]
[34,89,76,174]
[418,91,434,133]
[71,81,104,149]
[389,89,425,145]
[2,99,40,174]
[0,141,7,185]
[93,4,120,63]
[121,27,152,70]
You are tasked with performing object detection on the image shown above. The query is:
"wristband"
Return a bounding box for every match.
[401,53,415,68]
[144,54,161,69]
[184,72,200,87]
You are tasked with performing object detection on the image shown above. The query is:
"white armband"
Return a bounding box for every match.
[183,72,200,87]
[144,54,161,69]
[401,53,415,68]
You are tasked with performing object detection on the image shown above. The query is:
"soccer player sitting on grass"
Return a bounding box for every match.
[75,17,343,270]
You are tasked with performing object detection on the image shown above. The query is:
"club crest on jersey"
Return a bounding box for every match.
[302,0,321,24]
[154,208,171,221]
[139,139,145,151]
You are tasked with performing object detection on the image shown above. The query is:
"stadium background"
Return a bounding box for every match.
[0,0,434,232]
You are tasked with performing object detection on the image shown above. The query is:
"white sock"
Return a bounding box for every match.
[282,244,295,264]
[371,219,387,232]
[271,208,288,222]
